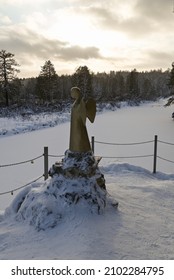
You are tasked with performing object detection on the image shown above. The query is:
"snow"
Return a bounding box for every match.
[0,98,174,260]
[0,111,70,137]
[4,151,108,231]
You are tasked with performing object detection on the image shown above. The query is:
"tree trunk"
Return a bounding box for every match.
[5,85,9,106]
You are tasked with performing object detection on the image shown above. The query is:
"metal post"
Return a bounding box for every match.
[91,136,95,154]
[153,135,158,173]
[44,146,49,180]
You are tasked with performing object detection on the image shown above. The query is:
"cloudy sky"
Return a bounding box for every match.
[1,0,174,78]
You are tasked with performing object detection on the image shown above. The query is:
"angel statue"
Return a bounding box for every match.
[69,87,96,153]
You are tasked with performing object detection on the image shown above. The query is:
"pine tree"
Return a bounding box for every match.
[72,66,93,99]
[168,62,174,94]
[35,60,58,103]
[165,63,174,106]
[126,69,139,101]
[116,72,125,100]
[0,50,20,106]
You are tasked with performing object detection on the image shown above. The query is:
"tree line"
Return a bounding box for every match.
[0,49,174,107]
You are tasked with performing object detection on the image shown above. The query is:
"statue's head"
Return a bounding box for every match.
[71,87,81,99]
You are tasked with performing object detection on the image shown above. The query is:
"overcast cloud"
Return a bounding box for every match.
[0,0,174,77]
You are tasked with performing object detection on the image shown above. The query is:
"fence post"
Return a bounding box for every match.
[44,146,49,180]
[91,136,95,154]
[153,135,158,173]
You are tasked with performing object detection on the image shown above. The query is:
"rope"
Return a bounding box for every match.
[100,154,153,159]
[48,154,64,158]
[95,140,154,146]
[0,175,43,196]
[158,140,174,146]
[0,154,43,168]
[157,156,174,164]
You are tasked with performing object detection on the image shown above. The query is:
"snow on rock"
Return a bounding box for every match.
[4,151,117,231]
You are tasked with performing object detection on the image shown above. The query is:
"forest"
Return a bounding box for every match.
[0,50,174,112]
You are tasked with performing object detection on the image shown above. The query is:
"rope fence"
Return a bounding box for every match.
[158,140,174,146]
[1,135,174,196]
[100,155,153,159]
[91,135,174,174]
[157,156,174,164]
[0,147,64,197]
[0,175,43,196]
[48,154,64,158]
[94,140,154,146]
[0,154,43,168]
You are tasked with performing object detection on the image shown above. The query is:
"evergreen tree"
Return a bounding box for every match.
[58,74,72,101]
[9,78,22,104]
[72,66,93,99]
[141,78,153,100]
[168,62,174,95]
[107,71,117,100]
[35,60,58,103]
[115,72,125,100]
[22,78,37,104]
[126,69,139,100]
[0,49,20,106]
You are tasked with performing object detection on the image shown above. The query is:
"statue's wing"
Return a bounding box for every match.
[86,98,96,123]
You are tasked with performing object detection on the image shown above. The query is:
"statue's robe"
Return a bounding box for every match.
[69,97,96,152]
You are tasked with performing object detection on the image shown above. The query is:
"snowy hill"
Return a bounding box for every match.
[0,98,174,259]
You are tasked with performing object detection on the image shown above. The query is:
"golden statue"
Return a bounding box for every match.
[69,87,96,152]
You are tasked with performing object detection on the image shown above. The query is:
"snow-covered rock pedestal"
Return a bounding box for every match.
[5,150,118,231]
[49,150,107,213]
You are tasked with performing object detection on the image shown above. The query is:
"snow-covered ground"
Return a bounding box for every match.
[0,98,174,259]
[0,110,70,137]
